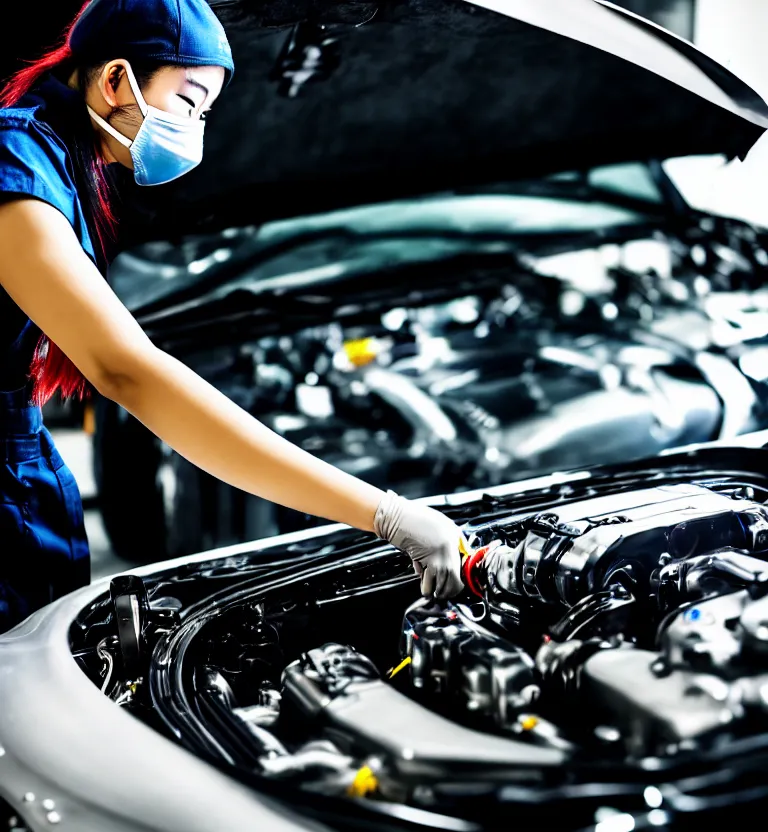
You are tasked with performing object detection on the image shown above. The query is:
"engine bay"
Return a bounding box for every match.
[71,460,768,830]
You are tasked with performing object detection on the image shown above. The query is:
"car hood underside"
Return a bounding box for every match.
[101,0,768,241]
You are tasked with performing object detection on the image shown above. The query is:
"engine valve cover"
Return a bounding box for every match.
[474,484,768,606]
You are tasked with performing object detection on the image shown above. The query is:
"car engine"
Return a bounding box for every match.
[260,484,768,788]
[73,468,768,829]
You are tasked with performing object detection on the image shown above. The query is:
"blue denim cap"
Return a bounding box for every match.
[69,0,234,84]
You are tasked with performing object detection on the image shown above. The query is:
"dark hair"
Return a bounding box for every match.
[0,2,159,405]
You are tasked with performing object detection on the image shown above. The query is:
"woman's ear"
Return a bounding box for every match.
[108,65,125,93]
[99,61,126,108]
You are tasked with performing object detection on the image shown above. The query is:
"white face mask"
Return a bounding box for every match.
[87,62,205,186]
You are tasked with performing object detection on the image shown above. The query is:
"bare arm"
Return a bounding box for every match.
[0,198,382,532]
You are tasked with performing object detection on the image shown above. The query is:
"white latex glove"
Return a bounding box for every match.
[373,490,465,599]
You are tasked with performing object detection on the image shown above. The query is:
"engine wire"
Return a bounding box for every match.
[387,656,411,679]
[96,638,115,694]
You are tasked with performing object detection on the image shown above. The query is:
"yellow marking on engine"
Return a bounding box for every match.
[520,715,539,731]
[459,536,471,561]
[387,656,412,679]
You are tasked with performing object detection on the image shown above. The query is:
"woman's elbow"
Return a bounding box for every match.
[91,367,139,403]
[90,343,157,404]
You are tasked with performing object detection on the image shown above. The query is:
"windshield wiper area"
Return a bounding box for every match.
[137,247,526,351]
[116,191,662,318]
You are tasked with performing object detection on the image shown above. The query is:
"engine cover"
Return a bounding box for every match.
[474,483,768,606]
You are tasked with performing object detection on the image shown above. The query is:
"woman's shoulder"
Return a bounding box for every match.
[0,104,78,207]
[0,103,70,161]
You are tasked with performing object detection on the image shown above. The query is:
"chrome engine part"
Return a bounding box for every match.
[469,483,768,606]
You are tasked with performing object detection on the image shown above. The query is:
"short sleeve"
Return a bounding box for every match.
[0,117,79,227]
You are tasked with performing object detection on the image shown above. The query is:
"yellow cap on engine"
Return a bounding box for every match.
[343,337,379,367]
[347,765,379,797]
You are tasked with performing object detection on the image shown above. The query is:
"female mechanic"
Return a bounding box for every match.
[0,0,466,633]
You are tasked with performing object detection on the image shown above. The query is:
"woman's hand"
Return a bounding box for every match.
[373,491,465,599]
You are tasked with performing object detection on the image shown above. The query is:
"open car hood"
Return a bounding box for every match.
[118,0,768,240]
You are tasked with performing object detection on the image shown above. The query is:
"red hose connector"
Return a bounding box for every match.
[462,544,493,597]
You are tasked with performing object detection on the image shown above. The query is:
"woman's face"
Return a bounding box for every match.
[86,62,226,169]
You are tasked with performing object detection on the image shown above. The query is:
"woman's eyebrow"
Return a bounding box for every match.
[184,77,210,99]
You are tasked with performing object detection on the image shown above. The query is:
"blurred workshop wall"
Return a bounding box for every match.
[694,0,768,99]
[659,0,768,230]
[610,0,768,100]
[611,0,697,39]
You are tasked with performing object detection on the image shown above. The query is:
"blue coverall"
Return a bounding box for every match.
[0,75,97,632]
